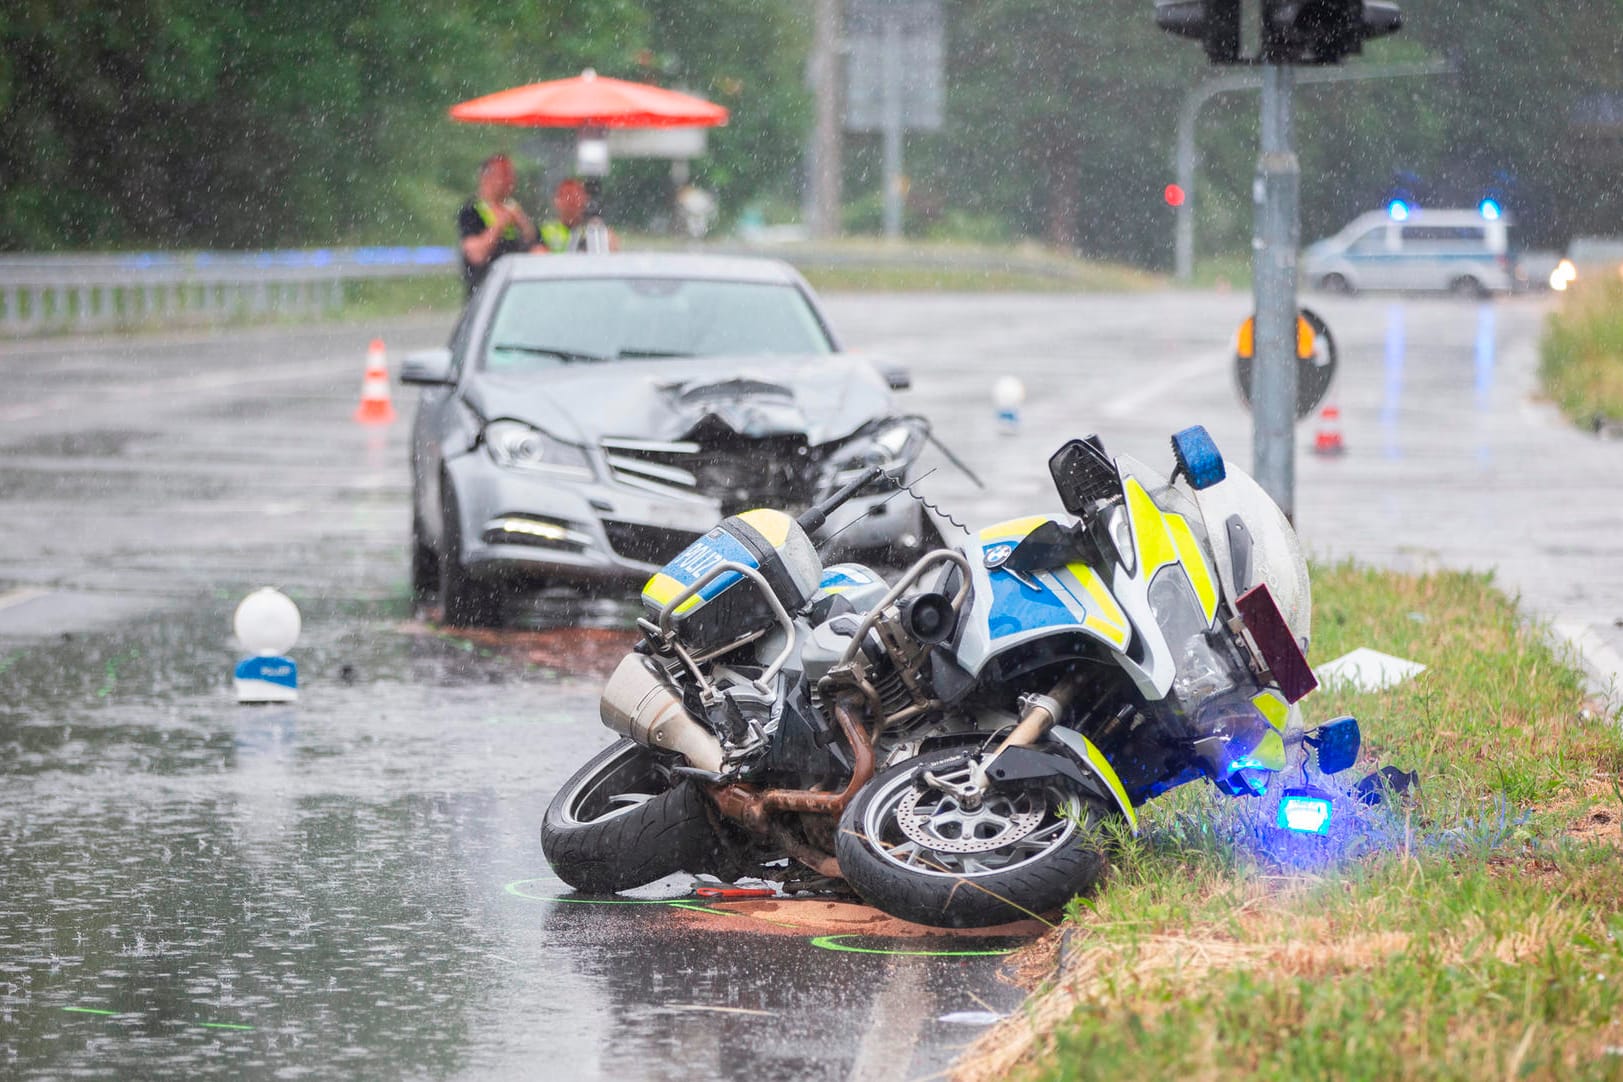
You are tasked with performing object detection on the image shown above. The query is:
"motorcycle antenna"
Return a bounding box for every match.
[815,467,971,553]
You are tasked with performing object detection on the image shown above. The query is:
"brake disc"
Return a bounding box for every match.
[893,784,1045,854]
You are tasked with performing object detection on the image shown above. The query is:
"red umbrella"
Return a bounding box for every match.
[449,68,728,129]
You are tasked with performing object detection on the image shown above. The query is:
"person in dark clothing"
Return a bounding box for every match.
[458,154,539,295]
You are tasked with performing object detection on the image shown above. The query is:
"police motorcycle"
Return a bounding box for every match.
[541,427,1360,928]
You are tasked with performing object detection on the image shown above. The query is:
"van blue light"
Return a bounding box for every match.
[1387,200,1410,222]
[1277,787,1334,835]
[1479,198,1502,221]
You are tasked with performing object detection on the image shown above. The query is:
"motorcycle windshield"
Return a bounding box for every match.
[1189,465,1313,653]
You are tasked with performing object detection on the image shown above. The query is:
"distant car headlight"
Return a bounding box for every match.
[483,420,593,478]
[827,417,928,484]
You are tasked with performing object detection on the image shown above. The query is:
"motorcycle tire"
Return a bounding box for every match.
[836,747,1111,929]
[542,739,728,894]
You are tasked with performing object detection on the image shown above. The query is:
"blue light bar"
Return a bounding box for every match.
[1388,200,1410,222]
[1479,198,1502,221]
[1277,789,1333,835]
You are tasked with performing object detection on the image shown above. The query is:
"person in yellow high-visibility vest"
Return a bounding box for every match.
[457,154,540,295]
[538,178,619,253]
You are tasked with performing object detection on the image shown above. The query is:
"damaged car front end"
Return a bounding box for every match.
[404,254,935,625]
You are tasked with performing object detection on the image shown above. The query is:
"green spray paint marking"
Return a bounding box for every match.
[809,934,1014,958]
[0,650,22,676]
[61,1006,252,1030]
[97,649,139,698]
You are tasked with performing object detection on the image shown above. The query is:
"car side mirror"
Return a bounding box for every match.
[400,348,454,386]
[882,365,911,392]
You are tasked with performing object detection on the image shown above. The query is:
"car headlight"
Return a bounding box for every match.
[828,418,928,482]
[483,420,592,478]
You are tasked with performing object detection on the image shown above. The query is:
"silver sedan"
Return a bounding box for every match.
[402,253,935,626]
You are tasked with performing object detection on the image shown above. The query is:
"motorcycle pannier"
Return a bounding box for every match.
[641,508,822,654]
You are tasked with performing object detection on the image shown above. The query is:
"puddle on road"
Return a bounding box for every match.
[1,593,1028,1080]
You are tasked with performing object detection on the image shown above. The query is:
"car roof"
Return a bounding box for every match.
[1344,208,1514,231]
[500,252,808,285]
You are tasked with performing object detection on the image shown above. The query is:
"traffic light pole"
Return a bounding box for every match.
[1253,63,1300,520]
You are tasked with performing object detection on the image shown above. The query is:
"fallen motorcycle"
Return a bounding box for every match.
[542,426,1360,927]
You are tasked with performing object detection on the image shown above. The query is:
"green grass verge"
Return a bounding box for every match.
[961,563,1623,1082]
[1541,278,1623,429]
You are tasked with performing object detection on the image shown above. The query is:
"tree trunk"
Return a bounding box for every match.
[1043,138,1081,251]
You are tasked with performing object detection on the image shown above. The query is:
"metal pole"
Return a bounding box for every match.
[1253,63,1300,519]
[880,13,904,240]
[809,0,844,238]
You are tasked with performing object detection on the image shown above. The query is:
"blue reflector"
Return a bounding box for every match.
[1278,788,1333,835]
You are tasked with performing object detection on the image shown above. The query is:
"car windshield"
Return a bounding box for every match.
[482,277,833,372]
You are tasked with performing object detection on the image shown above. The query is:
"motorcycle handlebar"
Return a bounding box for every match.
[797,465,885,534]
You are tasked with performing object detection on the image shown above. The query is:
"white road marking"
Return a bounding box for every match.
[1099,351,1228,418]
[0,588,49,612]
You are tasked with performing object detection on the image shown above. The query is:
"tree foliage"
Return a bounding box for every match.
[0,0,806,250]
[1,1,1616,259]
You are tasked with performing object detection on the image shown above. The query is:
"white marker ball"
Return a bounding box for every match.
[992,376,1027,410]
[234,588,301,656]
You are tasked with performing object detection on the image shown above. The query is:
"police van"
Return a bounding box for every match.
[1302,206,1520,297]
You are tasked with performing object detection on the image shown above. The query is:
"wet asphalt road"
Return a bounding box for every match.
[3,288,1618,1080]
[0,315,1030,1082]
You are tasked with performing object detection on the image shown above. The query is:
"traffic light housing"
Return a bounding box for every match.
[1262,0,1402,64]
[1155,0,1400,65]
[1154,0,1241,63]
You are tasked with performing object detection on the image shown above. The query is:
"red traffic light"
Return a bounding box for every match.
[1164,184,1187,207]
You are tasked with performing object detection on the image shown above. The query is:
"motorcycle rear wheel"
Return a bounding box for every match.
[541,739,727,893]
[836,748,1110,928]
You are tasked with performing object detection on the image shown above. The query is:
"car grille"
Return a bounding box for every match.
[602,521,702,566]
[601,435,819,516]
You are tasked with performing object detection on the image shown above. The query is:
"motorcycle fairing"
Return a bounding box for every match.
[1122,477,1219,628]
[953,515,1131,678]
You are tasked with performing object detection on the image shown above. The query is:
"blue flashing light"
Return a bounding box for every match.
[1277,788,1334,835]
[1387,200,1410,222]
[1479,198,1502,221]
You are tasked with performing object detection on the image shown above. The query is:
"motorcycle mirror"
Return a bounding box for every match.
[1306,715,1361,775]
[1048,436,1120,516]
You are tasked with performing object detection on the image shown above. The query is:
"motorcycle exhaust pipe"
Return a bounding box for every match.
[600,654,725,774]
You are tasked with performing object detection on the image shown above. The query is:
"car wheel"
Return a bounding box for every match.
[1320,273,1354,295]
[410,515,439,605]
[439,478,504,628]
[1450,275,1489,299]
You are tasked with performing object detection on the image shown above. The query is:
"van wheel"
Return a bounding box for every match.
[1320,273,1354,295]
[1450,275,1489,299]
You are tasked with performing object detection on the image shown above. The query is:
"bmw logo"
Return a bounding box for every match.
[983,543,1014,569]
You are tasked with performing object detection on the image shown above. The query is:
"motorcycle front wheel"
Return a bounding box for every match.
[836,748,1111,928]
[541,739,728,893]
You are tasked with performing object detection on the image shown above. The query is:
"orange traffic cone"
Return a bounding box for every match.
[1312,403,1345,456]
[353,338,397,425]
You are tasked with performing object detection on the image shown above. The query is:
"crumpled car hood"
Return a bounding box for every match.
[464,354,894,446]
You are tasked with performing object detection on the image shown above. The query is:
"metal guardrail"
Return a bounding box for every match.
[0,238,1113,338]
[0,247,456,337]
